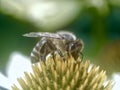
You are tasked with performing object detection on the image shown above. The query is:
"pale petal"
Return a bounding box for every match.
[0,72,11,89]
[6,52,32,88]
[112,73,120,90]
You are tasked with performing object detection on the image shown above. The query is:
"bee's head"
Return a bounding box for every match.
[66,39,84,60]
[69,39,84,52]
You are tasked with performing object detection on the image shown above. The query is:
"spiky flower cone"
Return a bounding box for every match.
[12,54,112,90]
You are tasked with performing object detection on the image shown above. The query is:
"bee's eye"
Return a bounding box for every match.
[66,42,75,52]
[69,43,76,51]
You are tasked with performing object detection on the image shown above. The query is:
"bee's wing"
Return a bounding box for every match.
[23,32,61,39]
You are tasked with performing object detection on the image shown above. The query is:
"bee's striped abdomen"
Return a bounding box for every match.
[30,38,47,63]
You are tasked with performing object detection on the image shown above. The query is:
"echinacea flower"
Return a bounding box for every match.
[1,52,119,90]
[12,54,112,90]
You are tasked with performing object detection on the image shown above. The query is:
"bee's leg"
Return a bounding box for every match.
[57,49,64,57]
[40,38,57,61]
[56,49,67,61]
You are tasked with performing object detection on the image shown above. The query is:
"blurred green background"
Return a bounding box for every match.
[0,0,120,76]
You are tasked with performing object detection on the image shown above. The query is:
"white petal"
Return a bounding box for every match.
[112,73,120,90]
[6,52,32,88]
[0,72,11,89]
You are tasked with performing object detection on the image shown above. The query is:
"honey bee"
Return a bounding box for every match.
[23,31,84,63]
